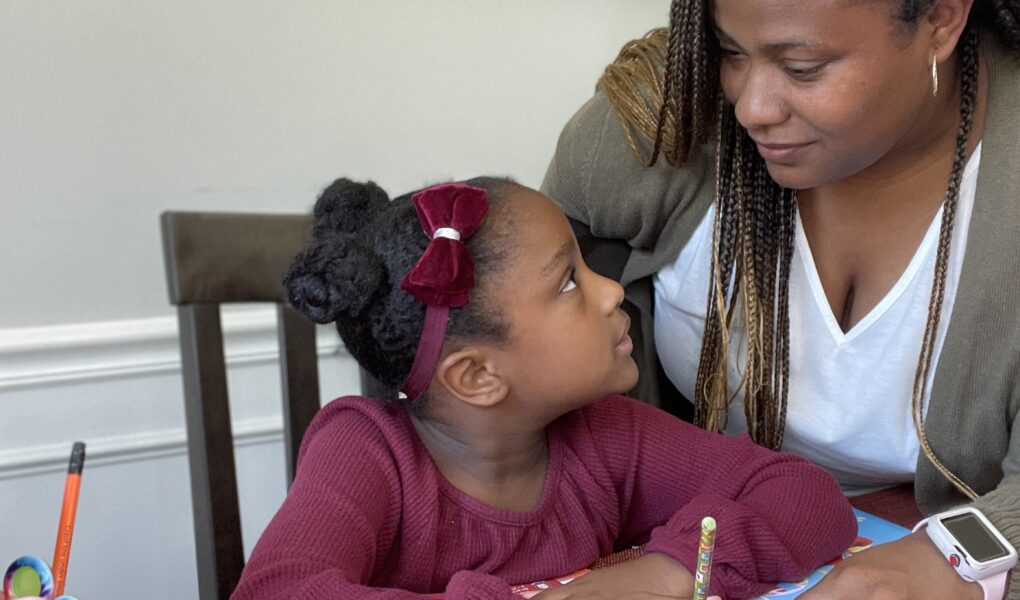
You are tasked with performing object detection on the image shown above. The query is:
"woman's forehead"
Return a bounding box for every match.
[712,0,897,30]
[712,0,901,47]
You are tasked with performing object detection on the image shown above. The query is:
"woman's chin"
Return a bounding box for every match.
[763,162,824,190]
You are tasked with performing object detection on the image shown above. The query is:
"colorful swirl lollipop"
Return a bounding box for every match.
[3,555,79,600]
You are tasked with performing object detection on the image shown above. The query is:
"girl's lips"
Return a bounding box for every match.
[614,314,632,354]
[615,334,633,354]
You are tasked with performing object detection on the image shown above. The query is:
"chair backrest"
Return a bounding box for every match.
[160,211,388,599]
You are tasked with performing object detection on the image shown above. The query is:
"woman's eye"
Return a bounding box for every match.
[784,62,826,80]
[561,271,578,293]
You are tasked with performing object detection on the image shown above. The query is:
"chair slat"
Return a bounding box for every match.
[176,304,244,599]
[277,304,321,485]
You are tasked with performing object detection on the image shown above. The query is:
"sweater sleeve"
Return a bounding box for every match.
[540,91,716,254]
[969,405,1020,600]
[586,396,857,599]
[230,404,516,600]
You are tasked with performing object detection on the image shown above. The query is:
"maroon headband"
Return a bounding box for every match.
[398,182,489,401]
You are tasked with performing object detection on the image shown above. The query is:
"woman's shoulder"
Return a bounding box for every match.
[541,29,715,254]
[982,29,1020,156]
[551,29,670,174]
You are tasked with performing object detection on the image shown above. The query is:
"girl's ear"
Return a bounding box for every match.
[434,347,507,408]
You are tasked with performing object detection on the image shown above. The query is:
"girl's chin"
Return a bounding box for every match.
[611,361,640,396]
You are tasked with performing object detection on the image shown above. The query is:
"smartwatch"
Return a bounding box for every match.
[914,507,1017,600]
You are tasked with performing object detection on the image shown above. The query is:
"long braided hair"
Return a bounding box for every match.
[599,0,1020,496]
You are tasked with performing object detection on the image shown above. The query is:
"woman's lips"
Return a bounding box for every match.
[755,141,813,164]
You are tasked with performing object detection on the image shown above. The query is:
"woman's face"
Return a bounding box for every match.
[713,0,935,189]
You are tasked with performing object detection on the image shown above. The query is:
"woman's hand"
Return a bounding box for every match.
[531,552,707,599]
[800,531,983,600]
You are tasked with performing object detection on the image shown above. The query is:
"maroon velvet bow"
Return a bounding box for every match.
[399,182,489,307]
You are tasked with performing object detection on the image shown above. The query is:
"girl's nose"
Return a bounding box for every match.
[597,272,625,313]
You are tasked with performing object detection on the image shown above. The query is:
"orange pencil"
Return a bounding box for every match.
[52,441,85,597]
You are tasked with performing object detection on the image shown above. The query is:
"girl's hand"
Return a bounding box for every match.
[531,552,697,599]
[800,531,984,600]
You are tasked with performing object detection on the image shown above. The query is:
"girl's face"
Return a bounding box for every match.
[484,188,638,418]
[713,0,937,189]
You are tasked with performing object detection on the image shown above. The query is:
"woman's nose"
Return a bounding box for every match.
[732,68,790,132]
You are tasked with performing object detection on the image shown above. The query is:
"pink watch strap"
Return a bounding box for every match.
[977,571,1007,600]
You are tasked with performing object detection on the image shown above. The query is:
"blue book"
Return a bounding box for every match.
[751,509,910,598]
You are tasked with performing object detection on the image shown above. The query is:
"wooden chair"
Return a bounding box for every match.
[160,211,388,600]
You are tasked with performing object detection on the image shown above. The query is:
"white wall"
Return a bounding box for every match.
[0,2,670,598]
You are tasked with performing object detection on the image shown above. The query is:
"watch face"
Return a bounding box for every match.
[942,513,1010,563]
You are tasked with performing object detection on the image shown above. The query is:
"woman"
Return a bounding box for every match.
[542,0,1020,598]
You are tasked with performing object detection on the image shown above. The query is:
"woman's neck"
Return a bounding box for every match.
[410,412,550,512]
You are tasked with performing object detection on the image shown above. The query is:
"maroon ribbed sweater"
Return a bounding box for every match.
[232,395,855,599]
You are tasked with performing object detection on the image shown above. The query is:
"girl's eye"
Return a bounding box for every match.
[561,270,578,293]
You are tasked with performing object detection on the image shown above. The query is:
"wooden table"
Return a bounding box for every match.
[848,483,922,528]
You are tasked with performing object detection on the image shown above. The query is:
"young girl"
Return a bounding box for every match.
[231,177,856,599]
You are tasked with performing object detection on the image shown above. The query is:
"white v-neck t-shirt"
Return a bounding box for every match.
[653,144,982,495]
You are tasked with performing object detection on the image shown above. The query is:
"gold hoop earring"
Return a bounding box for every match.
[931,52,939,97]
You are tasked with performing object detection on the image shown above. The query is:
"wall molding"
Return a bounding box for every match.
[0,308,345,391]
[0,309,347,479]
[0,416,283,481]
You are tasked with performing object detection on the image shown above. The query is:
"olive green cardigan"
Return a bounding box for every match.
[542,32,1020,596]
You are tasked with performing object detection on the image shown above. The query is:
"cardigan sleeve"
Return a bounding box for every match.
[970,405,1020,600]
[584,396,857,599]
[540,91,717,254]
[230,404,516,600]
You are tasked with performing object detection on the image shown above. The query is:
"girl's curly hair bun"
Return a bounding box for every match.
[313,178,389,237]
[283,234,384,324]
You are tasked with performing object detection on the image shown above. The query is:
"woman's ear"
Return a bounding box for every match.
[928,0,975,61]
[433,347,508,408]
